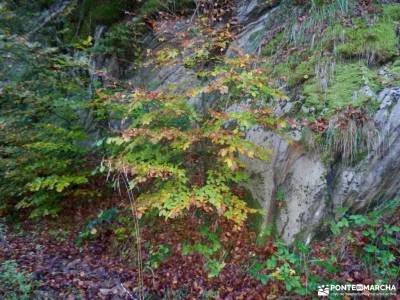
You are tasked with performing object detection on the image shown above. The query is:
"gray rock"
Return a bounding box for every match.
[227,1,300,55]
[332,87,400,213]
[353,85,377,100]
[277,154,326,244]
[243,126,327,244]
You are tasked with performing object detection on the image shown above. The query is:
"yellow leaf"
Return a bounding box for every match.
[220,148,228,157]
[219,85,229,94]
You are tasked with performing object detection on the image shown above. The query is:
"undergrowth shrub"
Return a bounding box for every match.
[182,225,225,277]
[0,34,98,218]
[330,199,400,282]
[95,54,281,227]
[0,260,39,300]
[102,89,268,227]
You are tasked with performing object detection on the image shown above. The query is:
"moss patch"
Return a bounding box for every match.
[270,52,320,87]
[262,31,285,57]
[383,4,400,21]
[302,63,380,119]
[333,19,398,63]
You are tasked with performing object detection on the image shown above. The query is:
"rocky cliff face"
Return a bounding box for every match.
[244,86,400,244]
[103,0,400,244]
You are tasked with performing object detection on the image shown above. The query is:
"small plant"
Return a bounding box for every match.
[205,259,226,278]
[330,199,400,281]
[76,208,118,245]
[146,244,171,269]
[182,226,222,256]
[182,226,225,278]
[0,260,39,300]
[249,241,304,294]
[48,228,69,242]
[275,186,286,209]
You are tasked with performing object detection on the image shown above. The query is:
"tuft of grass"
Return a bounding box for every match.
[286,0,350,46]
[261,31,285,57]
[323,117,378,163]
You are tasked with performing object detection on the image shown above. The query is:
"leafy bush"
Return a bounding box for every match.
[0,34,96,218]
[102,86,270,226]
[93,21,147,68]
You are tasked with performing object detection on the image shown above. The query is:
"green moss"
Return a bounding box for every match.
[383,4,400,21]
[333,18,398,63]
[138,0,194,17]
[302,63,380,119]
[389,59,400,76]
[271,53,319,87]
[249,29,264,44]
[262,31,285,57]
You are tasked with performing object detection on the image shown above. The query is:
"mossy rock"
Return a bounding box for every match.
[262,31,285,57]
[271,53,319,87]
[332,14,399,63]
[302,62,380,119]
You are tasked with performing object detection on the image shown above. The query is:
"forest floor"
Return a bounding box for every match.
[0,221,139,299]
[2,206,399,299]
[0,213,279,300]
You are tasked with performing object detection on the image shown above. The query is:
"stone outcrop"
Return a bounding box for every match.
[243,87,400,244]
[243,127,327,244]
[332,87,400,214]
